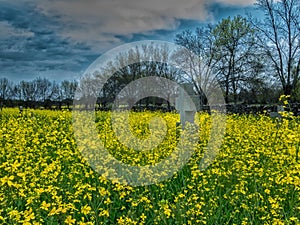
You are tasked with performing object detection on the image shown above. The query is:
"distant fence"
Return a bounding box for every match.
[202,103,300,116]
[99,103,300,116]
[2,100,299,116]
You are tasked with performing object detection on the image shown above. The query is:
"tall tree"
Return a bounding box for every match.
[33,77,52,102]
[0,77,13,103]
[12,83,22,101]
[60,80,78,109]
[212,15,262,103]
[174,26,218,105]
[61,80,78,101]
[20,80,36,102]
[253,0,300,97]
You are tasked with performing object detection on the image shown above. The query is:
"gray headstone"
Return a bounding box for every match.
[270,105,284,118]
[277,105,284,112]
[175,84,197,128]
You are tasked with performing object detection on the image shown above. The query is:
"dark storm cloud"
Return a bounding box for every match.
[0,0,96,81]
[0,0,256,82]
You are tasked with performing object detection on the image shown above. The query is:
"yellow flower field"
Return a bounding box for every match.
[0,108,299,224]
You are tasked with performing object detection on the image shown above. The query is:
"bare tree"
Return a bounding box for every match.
[20,80,36,102]
[61,80,78,100]
[174,26,218,105]
[0,77,13,104]
[12,83,22,101]
[33,77,52,102]
[97,43,180,109]
[61,80,78,109]
[253,0,300,97]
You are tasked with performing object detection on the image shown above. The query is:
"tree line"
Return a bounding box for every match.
[0,77,78,109]
[1,0,300,111]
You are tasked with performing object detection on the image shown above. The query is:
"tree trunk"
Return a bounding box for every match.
[283,84,293,95]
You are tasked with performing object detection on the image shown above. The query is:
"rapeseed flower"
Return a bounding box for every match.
[0,108,299,224]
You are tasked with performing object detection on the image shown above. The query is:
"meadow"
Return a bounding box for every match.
[0,106,299,224]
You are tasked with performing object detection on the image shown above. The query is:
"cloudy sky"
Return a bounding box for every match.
[0,0,259,82]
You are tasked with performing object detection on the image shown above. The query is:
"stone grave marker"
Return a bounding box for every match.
[175,83,198,128]
[270,105,284,118]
